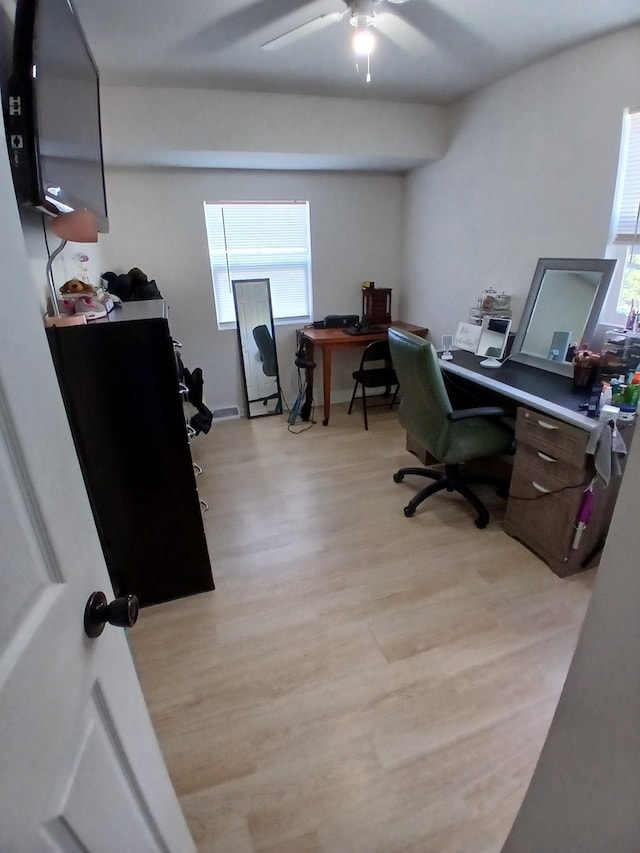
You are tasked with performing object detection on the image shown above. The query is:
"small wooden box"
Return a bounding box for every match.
[363,288,392,324]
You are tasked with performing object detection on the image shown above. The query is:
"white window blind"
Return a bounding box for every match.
[613,108,640,244]
[203,201,312,327]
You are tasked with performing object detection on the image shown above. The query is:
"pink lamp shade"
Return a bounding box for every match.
[49,209,98,244]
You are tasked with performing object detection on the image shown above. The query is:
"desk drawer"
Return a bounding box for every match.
[513,442,590,486]
[516,408,589,467]
[505,468,578,572]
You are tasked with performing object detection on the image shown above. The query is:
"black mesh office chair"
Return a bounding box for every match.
[252,324,282,413]
[348,339,399,429]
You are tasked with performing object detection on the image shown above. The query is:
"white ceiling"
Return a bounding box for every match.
[73,0,640,105]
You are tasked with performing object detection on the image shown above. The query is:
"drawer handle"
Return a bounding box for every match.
[537,419,559,430]
[531,480,551,494]
[537,451,557,463]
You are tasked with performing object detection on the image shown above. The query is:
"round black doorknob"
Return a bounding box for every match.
[84,591,139,639]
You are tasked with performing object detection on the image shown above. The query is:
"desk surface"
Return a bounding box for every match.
[299,322,427,345]
[440,349,596,431]
[298,321,427,425]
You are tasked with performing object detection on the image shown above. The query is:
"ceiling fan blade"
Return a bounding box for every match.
[376,13,435,57]
[261,12,345,51]
[180,0,322,54]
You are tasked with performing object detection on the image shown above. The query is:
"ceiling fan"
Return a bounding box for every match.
[260,0,433,63]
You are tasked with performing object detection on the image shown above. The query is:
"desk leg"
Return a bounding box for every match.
[322,346,332,426]
[301,340,314,421]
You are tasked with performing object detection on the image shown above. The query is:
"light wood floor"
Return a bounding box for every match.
[130,403,595,853]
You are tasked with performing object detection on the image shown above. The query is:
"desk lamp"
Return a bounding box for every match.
[45,209,98,317]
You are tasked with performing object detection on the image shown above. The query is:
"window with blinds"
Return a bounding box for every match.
[203,201,313,328]
[611,108,640,314]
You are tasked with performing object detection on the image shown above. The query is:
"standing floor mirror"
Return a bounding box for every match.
[232,278,282,418]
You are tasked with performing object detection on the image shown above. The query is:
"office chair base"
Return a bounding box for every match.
[394,464,506,528]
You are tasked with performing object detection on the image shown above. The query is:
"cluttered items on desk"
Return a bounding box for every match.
[450,317,511,368]
[342,321,386,336]
[574,340,640,422]
[468,287,512,325]
[310,283,393,334]
[310,314,385,334]
[312,314,360,329]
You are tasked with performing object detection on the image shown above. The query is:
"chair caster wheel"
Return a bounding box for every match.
[393,472,404,483]
[403,505,415,518]
[474,516,488,529]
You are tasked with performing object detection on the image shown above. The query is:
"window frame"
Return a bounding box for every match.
[203,200,313,331]
[602,108,640,325]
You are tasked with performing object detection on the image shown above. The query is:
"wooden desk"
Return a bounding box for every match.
[438,349,595,430]
[437,349,632,576]
[297,322,428,425]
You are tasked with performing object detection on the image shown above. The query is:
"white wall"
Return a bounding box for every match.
[100,87,450,172]
[100,168,406,411]
[389,27,640,849]
[404,26,640,349]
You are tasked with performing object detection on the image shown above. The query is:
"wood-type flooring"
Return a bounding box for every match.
[130,403,595,852]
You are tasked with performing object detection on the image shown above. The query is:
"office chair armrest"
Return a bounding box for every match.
[447,406,508,422]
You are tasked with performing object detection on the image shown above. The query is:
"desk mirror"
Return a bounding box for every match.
[232,278,282,418]
[510,258,616,377]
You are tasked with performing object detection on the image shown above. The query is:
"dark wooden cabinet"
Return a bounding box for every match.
[47,301,214,606]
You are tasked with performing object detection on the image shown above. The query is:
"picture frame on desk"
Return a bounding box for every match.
[454,322,482,353]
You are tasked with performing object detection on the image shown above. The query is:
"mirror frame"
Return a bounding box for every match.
[232,277,282,419]
[510,257,617,377]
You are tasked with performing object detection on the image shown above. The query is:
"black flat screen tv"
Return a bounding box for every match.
[6,0,109,232]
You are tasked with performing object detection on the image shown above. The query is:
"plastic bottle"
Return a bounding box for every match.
[610,377,622,406]
[626,371,640,408]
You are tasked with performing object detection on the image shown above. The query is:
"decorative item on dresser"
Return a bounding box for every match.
[46,300,214,606]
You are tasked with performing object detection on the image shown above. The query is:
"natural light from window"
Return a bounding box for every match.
[607,108,640,320]
[203,201,313,329]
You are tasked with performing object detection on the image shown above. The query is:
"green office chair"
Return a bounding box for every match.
[388,328,514,528]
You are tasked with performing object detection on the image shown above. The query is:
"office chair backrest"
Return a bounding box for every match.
[252,324,278,377]
[388,328,453,460]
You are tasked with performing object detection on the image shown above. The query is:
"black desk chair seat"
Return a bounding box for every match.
[252,324,282,413]
[348,339,399,429]
[388,328,514,528]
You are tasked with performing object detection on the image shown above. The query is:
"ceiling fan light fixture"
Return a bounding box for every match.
[352,26,375,56]
[350,11,375,29]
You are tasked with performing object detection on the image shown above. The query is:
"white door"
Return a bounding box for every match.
[0,125,195,849]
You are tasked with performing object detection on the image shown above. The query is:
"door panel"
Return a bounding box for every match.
[42,686,164,852]
[0,113,194,851]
